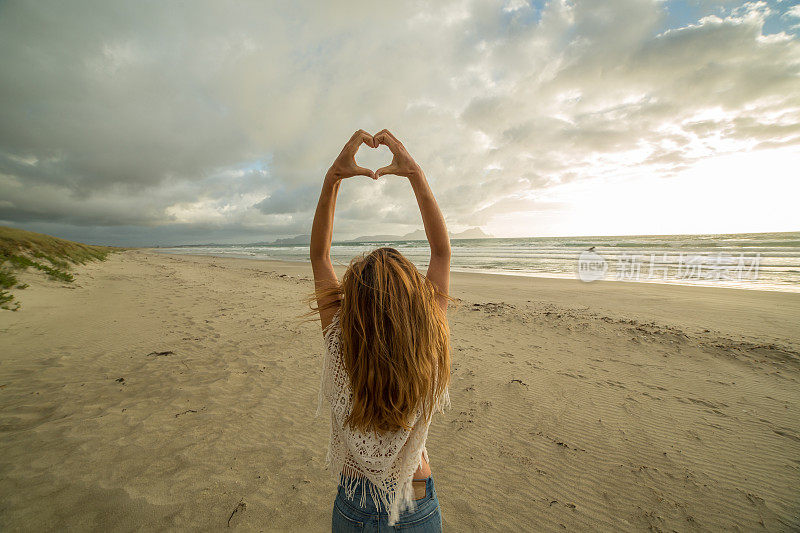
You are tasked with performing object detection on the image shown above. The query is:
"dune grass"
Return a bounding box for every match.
[0,226,123,310]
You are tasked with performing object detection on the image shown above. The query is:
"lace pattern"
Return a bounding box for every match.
[315,307,450,526]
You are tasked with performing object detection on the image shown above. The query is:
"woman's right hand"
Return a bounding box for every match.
[374,129,422,179]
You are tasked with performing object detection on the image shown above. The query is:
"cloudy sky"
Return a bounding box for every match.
[0,0,798,246]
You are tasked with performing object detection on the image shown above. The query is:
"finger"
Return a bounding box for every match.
[384,129,401,144]
[357,131,378,149]
[374,129,392,145]
[374,132,400,154]
[377,129,404,150]
[352,165,376,180]
[344,130,374,154]
[375,163,400,178]
[351,129,369,141]
[359,129,378,148]
[376,129,402,146]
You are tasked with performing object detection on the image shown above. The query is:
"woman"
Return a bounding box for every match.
[309,129,454,531]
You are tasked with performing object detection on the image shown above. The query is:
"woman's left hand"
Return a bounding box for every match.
[326,130,378,182]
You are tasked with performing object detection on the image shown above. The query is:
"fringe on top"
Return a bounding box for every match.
[315,308,451,526]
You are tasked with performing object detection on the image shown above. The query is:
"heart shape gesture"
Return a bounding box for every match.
[326,129,421,182]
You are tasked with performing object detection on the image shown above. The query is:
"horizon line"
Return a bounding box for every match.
[146,229,800,248]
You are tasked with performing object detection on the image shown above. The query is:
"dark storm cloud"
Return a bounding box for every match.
[0,0,797,244]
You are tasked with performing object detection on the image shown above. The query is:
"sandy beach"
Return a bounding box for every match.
[1,249,798,531]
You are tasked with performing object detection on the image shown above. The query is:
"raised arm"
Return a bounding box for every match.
[310,129,377,332]
[374,129,451,313]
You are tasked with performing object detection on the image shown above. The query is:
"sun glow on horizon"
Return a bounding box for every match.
[487,144,800,238]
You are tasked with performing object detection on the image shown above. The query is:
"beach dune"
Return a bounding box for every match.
[1,250,798,531]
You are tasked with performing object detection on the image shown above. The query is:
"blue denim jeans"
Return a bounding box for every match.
[332,475,443,532]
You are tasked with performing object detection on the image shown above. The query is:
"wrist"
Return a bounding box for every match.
[407,165,425,183]
[324,168,341,186]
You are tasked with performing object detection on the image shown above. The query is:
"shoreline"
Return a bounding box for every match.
[141,249,800,344]
[142,248,800,295]
[1,249,798,531]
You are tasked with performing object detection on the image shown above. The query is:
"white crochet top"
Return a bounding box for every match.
[315,307,450,526]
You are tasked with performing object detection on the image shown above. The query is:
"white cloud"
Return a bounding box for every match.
[0,0,797,244]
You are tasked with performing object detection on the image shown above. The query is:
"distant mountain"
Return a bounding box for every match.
[453,227,493,239]
[352,234,405,242]
[269,234,311,245]
[352,227,493,242]
[396,229,427,241]
[262,227,493,246]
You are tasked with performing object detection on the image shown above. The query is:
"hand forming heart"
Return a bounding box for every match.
[326,129,421,183]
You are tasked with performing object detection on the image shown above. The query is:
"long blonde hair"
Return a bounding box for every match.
[306,247,454,433]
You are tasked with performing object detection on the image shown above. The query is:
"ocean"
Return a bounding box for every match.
[153,231,800,293]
